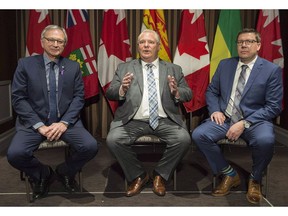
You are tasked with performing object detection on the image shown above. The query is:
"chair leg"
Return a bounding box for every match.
[263,165,270,198]
[79,170,83,192]
[212,175,217,189]
[24,174,32,203]
[173,169,177,190]
[20,171,25,181]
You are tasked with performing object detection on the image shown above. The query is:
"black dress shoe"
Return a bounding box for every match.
[32,166,54,200]
[55,169,79,193]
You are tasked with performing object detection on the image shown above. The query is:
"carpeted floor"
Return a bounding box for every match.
[0,137,287,208]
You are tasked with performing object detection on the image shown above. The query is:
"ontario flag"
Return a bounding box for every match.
[140,9,171,62]
[63,10,99,99]
[173,10,210,112]
[98,10,132,114]
[26,10,51,56]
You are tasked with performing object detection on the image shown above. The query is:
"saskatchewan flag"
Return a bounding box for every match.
[210,10,242,81]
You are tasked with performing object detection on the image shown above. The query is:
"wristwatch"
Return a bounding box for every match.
[243,120,251,129]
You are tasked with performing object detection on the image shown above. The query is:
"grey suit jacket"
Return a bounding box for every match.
[106,59,192,130]
[12,55,84,129]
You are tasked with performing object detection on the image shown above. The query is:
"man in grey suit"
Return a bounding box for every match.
[192,28,283,204]
[7,25,98,200]
[106,29,192,197]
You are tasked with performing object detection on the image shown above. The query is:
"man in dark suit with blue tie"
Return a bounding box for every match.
[106,29,192,197]
[7,25,98,200]
[192,28,283,204]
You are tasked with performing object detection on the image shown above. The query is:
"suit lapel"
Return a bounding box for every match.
[38,55,49,103]
[57,57,65,101]
[159,60,168,96]
[134,59,144,94]
[242,57,262,98]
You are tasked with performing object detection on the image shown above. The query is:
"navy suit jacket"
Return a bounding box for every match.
[206,56,283,124]
[12,55,84,129]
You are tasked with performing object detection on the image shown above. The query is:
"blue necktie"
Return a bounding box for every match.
[146,64,158,130]
[49,61,57,124]
[231,65,248,124]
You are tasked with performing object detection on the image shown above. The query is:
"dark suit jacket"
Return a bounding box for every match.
[206,56,283,124]
[106,59,192,130]
[12,55,84,129]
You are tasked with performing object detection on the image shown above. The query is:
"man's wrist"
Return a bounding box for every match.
[242,120,251,129]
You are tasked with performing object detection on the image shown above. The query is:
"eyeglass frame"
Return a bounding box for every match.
[236,39,259,46]
[43,37,66,46]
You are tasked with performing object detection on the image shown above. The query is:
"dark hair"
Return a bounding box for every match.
[237,28,261,43]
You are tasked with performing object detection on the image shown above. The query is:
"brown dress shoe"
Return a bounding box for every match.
[246,179,262,204]
[153,175,166,196]
[126,174,149,197]
[212,173,241,196]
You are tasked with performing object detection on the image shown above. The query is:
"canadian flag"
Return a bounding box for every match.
[26,10,51,56]
[173,10,210,112]
[256,10,284,109]
[256,10,284,69]
[98,10,132,113]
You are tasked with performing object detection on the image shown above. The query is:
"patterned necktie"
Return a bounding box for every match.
[231,64,248,124]
[49,61,57,124]
[146,64,158,130]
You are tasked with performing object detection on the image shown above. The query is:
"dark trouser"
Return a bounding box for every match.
[7,120,98,181]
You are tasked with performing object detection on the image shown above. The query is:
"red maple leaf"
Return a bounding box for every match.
[177,10,209,59]
[257,10,283,62]
[101,10,131,61]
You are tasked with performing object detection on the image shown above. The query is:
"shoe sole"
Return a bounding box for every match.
[211,180,241,197]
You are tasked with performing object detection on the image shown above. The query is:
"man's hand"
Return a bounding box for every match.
[120,72,134,96]
[45,122,68,141]
[210,111,226,125]
[168,75,179,98]
[226,121,245,142]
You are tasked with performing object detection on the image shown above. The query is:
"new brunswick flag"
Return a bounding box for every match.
[63,10,99,99]
[140,9,171,62]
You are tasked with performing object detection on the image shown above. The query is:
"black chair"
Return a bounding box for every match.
[20,139,83,203]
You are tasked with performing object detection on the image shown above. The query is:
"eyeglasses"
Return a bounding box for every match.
[236,40,258,46]
[44,37,65,46]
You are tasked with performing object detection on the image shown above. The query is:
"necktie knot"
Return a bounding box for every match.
[146,63,153,70]
[241,64,248,71]
[50,61,56,68]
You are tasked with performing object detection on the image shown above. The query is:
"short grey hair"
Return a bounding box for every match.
[41,25,68,44]
[137,29,160,44]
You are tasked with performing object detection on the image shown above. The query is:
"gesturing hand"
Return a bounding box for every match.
[168,75,179,98]
[120,72,134,94]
